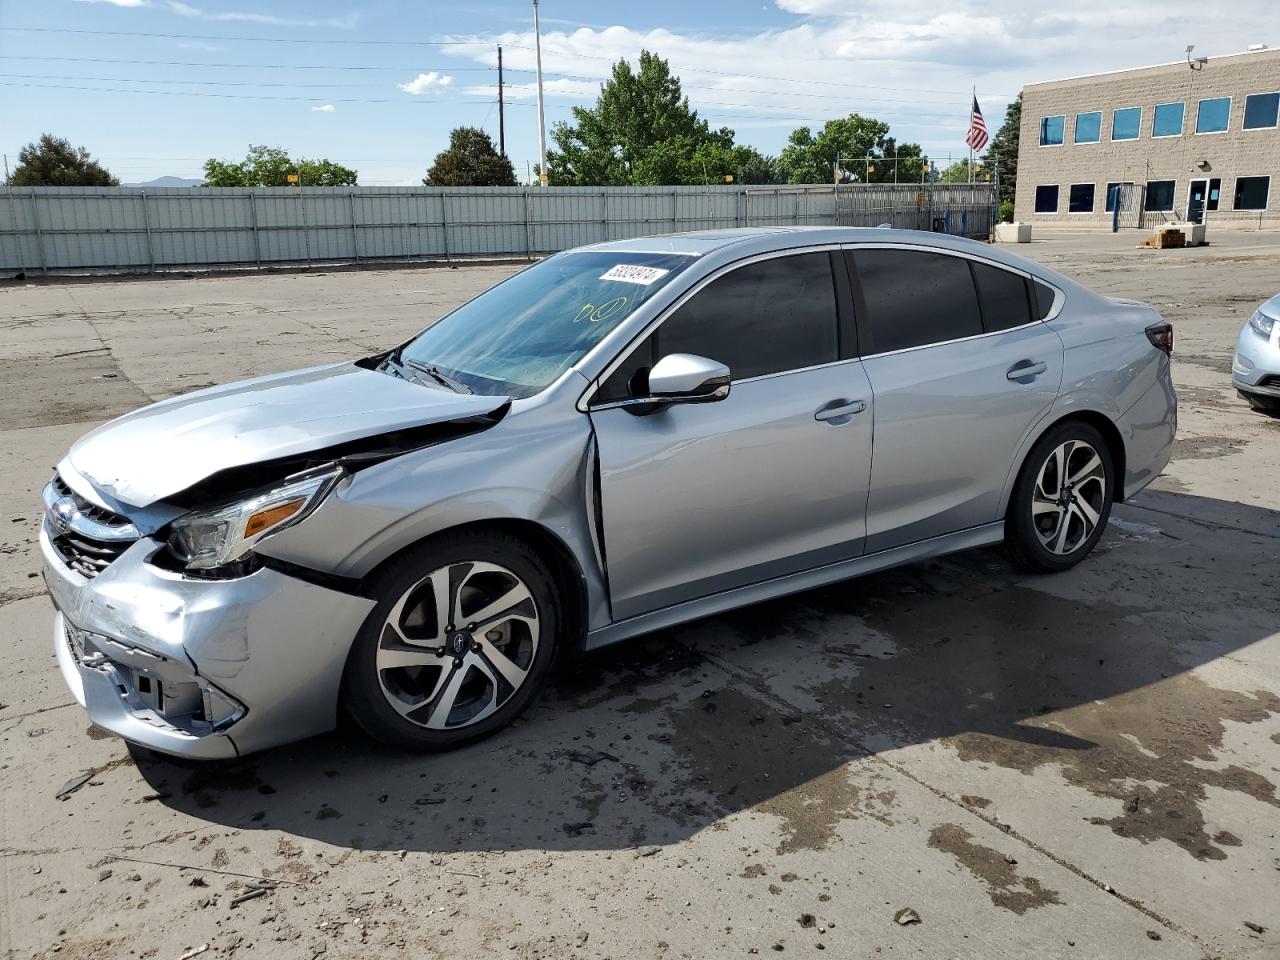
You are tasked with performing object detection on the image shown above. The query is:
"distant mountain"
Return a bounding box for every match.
[124,176,204,188]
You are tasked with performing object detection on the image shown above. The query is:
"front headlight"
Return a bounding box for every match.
[166,466,343,571]
[1249,309,1277,341]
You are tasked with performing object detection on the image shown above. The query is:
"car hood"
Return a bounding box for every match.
[63,362,509,508]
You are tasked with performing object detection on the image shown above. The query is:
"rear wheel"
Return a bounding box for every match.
[1005,421,1114,573]
[342,531,558,751]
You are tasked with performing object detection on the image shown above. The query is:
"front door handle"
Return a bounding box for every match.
[1007,360,1047,381]
[814,399,866,422]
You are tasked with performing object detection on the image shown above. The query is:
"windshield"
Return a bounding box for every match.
[397,251,695,398]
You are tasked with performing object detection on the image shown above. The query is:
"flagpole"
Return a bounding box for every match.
[969,86,975,184]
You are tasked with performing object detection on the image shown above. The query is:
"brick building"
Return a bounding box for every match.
[1014,47,1279,228]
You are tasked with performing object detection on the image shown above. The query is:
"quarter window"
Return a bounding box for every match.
[972,262,1033,333]
[1068,183,1095,214]
[1034,184,1059,213]
[1145,180,1176,212]
[1243,92,1280,130]
[1196,97,1231,133]
[1074,111,1101,143]
[1039,115,1065,146]
[1032,280,1057,320]
[1152,102,1184,137]
[852,249,983,354]
[1112,107,1141,140]
[1234,176,1271,211]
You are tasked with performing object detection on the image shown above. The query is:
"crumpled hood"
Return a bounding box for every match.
[64,362,508,508]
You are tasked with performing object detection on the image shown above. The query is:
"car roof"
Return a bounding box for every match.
[576,226,1062,282]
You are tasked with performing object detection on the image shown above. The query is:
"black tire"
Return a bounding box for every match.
[1005,420,1115,573]
[1240,390,1280,417]
[341,530,559,752]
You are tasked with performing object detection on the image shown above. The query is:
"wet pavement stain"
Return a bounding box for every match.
[784,570,1280,863]
[928,823,1064,914]
[665,687,895,854]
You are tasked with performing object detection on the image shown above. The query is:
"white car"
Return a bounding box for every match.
[1234,293,1280,416]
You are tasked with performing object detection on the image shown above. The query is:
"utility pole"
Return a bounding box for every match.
[532,0,548,186]
[497,45,506,158]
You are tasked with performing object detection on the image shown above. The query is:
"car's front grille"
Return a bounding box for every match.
[1258,374,1280,389]
[51,531,135,579]
[45,472,140,579]
[51,474,133,529]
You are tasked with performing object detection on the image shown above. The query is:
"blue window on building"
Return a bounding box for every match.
[1152,102,1184,137]
[1196,97,1231,133]
[1039,115,1065,146]
[1112,106,1141,140]
[1074,111,1101,143]
[1243,92,1279,130]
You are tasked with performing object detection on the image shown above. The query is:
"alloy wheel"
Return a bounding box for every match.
[375,561,539,730]
[1031,439,1107,556]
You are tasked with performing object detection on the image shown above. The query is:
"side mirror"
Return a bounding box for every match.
[646,353,731,404]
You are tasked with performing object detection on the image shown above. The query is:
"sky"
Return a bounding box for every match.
[0,0,1275,185]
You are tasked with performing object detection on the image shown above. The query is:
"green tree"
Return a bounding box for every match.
[985,93,1021,206]
[6,134,118,186]
[201,145,357,186]
[547,51,744,186]
[424,127,516,186]
[775,115,925,185]
[938,157,993,183]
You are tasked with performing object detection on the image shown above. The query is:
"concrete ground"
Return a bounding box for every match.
[1,231,1278,960]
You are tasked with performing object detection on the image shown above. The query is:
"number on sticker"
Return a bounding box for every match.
[599,264,670,285]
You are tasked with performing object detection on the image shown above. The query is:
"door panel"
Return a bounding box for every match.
[862,323,1063,552]
[591,361,874,620]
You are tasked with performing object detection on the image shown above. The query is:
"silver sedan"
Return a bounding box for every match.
[40,227,1177,759]
[1233,293,1280,416]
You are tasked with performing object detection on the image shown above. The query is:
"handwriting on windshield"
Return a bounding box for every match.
[572,296,628,323]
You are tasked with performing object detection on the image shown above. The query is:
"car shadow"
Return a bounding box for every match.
[131,489,1280,862]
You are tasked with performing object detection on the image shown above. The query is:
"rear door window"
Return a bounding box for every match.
[972,262,1034,332]
[850,249,983,354]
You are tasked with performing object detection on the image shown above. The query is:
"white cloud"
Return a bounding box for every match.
[311,104,336,113]
[398,72,454,95]
[73,0,150,6]
[166,1,358,29]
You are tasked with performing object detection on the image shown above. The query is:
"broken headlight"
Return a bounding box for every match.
[166,466,343,572]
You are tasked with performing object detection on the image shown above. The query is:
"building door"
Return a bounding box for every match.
[1188,178,1221,224]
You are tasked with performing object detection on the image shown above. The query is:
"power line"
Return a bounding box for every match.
[0,26,493,46]
[0,55,511,72]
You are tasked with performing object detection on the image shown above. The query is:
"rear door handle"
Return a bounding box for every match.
[814,399,866,422]
[1007,360,1047,381]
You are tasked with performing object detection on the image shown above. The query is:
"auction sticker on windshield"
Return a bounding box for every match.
[599,264,671,285]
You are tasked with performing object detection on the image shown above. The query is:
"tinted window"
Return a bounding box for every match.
[1105,182,1125,212]
[973,262,1033,332]
[1112,106,1141,140]
[1196,97,1231,133]
[1243,92,1279,130]
[1034,185,1059,213]
[1039,115,1064,146]
[854,250,982,354]
[1145,180,1176,212]
[1033,280,1057,320]
[1074,111,1101,143]
[1152,102,1184,137]
[1234,176,1271,211]
[1068,183,1095,213]
[656,252,838,382]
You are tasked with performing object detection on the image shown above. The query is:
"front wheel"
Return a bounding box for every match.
[1005,422,1114,573]
[342,531,559,751]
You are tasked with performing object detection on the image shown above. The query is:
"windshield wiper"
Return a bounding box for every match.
[402,359,473,394]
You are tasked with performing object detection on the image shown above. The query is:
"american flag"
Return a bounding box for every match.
[965,95,989,152]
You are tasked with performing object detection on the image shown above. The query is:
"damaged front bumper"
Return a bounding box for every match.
[41,525,376,758]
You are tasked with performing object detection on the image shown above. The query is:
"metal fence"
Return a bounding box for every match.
[834,182,997,239]
[0,184,835,275]
[0,182,997,275]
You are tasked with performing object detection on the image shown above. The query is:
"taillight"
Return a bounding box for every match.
[1145,322,1174,355]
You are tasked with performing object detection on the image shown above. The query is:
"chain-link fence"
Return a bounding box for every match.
[834,182,998,240]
